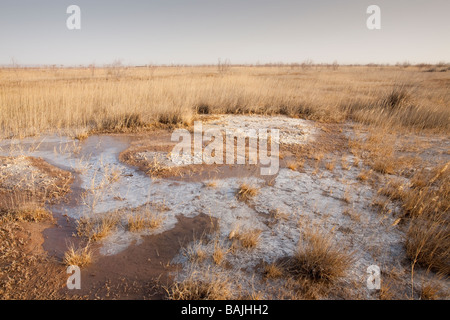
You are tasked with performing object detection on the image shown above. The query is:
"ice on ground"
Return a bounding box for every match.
[134,114,315,169]
[134,151,204,167]
[203,114,317,145]
[0,156,53,191]
[172,168,405,286]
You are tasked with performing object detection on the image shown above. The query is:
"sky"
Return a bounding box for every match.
[0,0,449,66]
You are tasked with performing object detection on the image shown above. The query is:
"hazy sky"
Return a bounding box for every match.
[0,0,449,65]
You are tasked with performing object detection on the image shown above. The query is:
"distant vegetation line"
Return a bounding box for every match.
[0,64,449,139]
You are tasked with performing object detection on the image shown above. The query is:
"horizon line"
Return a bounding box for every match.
[1,61,448,69]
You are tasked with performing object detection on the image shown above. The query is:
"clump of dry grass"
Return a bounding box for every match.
[77,213,119,242]
[2,202,52,222]
[144,154,181,177]
[167,279,230,300]
[378,178,408,201]
[403,163,449,276]
[157,112,188,127]
[127,210,164,232]
[269,209,290,223]
[286,161,299,171]
[406,213,449,275]
[403,163,449,217]
[229,225,262,249]
[342,208,361,222]
[196,104,210,115]
[380,86,410,110]
[371,196,391,215]
[211,240,227,266]
[420,282,442,300]
[349,130,399,175]
[237,229,262,249]
[74,131,89,141]
[371,158,396,174]
[166,270,232,300]
[193,248,207,263]
[98,113,150,132]
[63,244,92,267]
[357,169,372,182]
[204,180,217,188]
[379,282,395,300]
[363,161,449,276]
[324,160,335,171]
[236,183,259,201]
[263,262,284,280]
[285,229,353,283]
[184,240,208,263]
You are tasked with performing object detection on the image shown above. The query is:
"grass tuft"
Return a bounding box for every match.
[236,229,262,249]
[285,229,353,283]
[236,183,259,201]
[166,270,232,300]
[77,213,119,242]
[63,244,92,267]
[127,210,164,232]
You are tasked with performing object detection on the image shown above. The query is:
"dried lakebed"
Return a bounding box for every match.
[0,115,446,299]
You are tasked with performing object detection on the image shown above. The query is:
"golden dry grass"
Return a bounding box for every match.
[371,158,396,175]
[379,283,395,300]
[63,244,92,267]
[324,160,336,171]
[352,126,449,277]
[166,270,232,300]
[1,65,449,139]
[1,202,52,222]
[342,208,361,222]
[184,239,208,264]
[236,183,259,202]
[357,169,372,182]
[77,213,119,242]
[286,161,299,171]
[204,180,217,188]
[420,282,443,300]
[228,225,262,249]
[371,196,391,215]
[236,229,262,249]
[406,212,449,276]
[374,162,449,276]
[263,262,284,280]
[378,178,408,202]
[286,228,353,283]
[212,240,227,266]
[127,210,164,232]
[340,156,351,170]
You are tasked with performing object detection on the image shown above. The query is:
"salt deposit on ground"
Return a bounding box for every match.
[203,114,317,145]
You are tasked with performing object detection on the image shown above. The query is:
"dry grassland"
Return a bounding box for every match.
[1,63,449,300]
[1,64,448,139]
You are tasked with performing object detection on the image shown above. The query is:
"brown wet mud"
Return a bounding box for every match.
[62,213,217,299]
